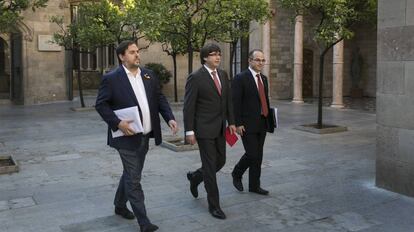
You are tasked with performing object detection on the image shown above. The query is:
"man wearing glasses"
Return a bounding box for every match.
[231,49,275,196]
[184,43,236,219]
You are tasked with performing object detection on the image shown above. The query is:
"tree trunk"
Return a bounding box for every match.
[100,46,104,75]
[317,39,343,128]
[65,49,73,101]
[188,46,193,75]
[317,53,324,128]
[172,53,178,102]
[229,40,237,78]
[76,49,85,108]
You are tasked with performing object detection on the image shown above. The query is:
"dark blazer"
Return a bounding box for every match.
[232,69,274,134]
[183,66,235,139]
[95,66,174,150]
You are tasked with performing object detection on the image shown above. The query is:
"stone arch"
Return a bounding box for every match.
[16,21,34,42]
[0,36,10,98]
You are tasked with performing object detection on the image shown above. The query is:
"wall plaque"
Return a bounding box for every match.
[38,35,61,51]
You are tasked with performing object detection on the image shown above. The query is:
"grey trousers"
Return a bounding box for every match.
[114,135,150,226]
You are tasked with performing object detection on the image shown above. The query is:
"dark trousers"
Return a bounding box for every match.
[191,135,226,210]
[114,135,150,226]
[233,123,267,190]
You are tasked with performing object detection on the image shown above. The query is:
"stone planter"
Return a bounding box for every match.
[294,124,348,134]
[161,136,198,152]
[0,155,19,174]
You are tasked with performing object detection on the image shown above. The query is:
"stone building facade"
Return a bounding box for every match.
[0,0,70,105]
[376,0,414,197]
[267,0,377,102]
[0,0,377,105]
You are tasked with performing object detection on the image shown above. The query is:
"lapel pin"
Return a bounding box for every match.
[143,73,151,79]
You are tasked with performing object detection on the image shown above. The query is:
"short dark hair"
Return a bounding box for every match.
[116,40,136,57]
[200,43,221,65]
[248,49,264,59]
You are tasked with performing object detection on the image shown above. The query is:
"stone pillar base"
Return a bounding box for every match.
[292,99,304,104]
[330,103,344,108]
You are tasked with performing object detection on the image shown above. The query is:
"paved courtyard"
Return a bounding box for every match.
[1,97,414,232]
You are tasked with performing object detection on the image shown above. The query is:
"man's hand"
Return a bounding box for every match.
[117,120,135,136]
[185,134,197,145]
[229,125,237,135]
[168,120,178,135]
[236,125,245,136]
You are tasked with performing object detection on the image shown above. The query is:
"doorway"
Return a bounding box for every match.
[10,33,23,104]
[303,48,314,98]
[0,37,10,99]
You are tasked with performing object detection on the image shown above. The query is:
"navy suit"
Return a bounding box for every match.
[232,69,274,190]
[95,65,174,226]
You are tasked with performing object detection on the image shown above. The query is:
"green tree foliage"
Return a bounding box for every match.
[0,0,48,33]
[50,0,149,107]
[278,0,377,128]
[142,0,270,101]
[144,63,172,90]
[279,0,377,46]
[143,0,271,75]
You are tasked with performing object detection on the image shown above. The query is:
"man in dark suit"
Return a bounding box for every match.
[95,40,178,232]
[183,43,236,219]
[231,49,274,196]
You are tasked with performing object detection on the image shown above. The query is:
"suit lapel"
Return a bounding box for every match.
[202,67,221,97]
[140,69,152,106]
[261,74,269,97]
[246,70,260,98]
[117,66,139,106]
[217,70,226,96]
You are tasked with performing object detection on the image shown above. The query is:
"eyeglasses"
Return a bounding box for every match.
[208,52,222,57]
[252,59,266,63]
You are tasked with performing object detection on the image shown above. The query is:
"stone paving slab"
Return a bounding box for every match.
[0,99,413,232]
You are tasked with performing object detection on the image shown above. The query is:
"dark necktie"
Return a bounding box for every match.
[256,74,268,117]
[211,71,221,95]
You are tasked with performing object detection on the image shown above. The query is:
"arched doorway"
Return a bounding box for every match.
[303,48,314,98]
[0,37,10,99]
[0,33,24,104]
[10,32,24,104]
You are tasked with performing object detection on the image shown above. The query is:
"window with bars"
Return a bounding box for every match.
[230,37,249,78]
[70,5,117,72]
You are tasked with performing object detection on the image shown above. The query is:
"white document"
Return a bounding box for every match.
[111,106,143,138]
[273,108,279,128]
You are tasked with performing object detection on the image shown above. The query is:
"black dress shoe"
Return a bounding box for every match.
[209,207,226,219]
[115,206,135,220]
[232,173,243,192]
[140,223,159,232]
[187,172,198,198]
[249,187,269,195]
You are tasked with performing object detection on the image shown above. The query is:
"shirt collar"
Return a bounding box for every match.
[249,67,260,78]
[123,65,141,77]
[204,65,217,75]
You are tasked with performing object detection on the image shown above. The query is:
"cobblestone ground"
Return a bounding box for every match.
[0,97,413,232]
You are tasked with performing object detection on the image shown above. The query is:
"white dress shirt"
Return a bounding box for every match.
[248,66,262,89]
[123,65,152,134]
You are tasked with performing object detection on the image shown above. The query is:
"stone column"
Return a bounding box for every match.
[263,18,271,94]
[376,0,414,197]
[292,15,304,103]
[331,39,344,108]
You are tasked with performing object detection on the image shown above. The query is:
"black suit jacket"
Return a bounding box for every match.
[95,66,175,150]
[232,69,274,134]
[183,66,235,139]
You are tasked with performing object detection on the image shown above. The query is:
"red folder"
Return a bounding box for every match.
[225,127,238,147]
